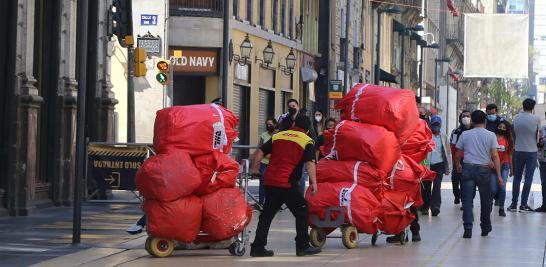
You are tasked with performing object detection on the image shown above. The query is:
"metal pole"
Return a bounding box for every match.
[434,60,438,108]
[343,0,351,92]
[375,11,382,85]
[222,0,230,106]
[446,70,449,136]
[400,30,405,89]
[73,0,89,245]
[419,45,424,99]
[127,45,135,142]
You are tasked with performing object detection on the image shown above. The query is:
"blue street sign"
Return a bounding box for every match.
[140,14,158,26]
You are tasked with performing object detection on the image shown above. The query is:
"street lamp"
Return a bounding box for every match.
[255,40,275,69]
[232,33,253,65]
[418,33,439,102]
[374,6,402,85]
[279,48,296,75]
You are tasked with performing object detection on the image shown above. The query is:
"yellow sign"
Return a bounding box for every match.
[174,50,183,58]
[329,92,343,99]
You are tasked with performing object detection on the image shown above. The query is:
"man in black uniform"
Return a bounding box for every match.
[250,115,321,257]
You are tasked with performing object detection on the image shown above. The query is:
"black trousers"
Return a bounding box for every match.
[410,206,419,234]
[422,163,445,211]
[252,185,310,251]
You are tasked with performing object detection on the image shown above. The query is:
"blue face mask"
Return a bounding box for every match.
[487,114,497,122]
[431,125,441,133]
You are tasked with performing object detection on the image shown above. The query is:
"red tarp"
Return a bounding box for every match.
[144,196,203,242]
[153,104,239,155]
[200,188,253,242]
[320,120,401,173]
[335,84,419,143]
[306,182,380,234]
[401,119,435,163]
[316,159,388,199]
[377,191,416,234]
[135,150,201,202]
[192,152,240,196]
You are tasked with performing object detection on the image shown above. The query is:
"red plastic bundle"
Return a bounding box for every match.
[316,159,388,199]
[144,196,203,243]
[200,188,253,242]
[386,158,424,207]
[135,150,201,202]
[402,155,437,182]
[192,152,240,196]
[153,104,239,155]
[401,119,435,163]
[320,121,401,173]
[306,182,380,234]
[377,191,416,234]
[335,84,419,143]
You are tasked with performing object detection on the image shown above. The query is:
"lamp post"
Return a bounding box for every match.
[280,48,296,75]
[256,40,275,69]
[400,25,424,89]
[374,7,401,85]
[418,33,439,102]
[434,58,450,108]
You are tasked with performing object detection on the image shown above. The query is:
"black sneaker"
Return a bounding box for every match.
[507,205,518,212]
[454,198,461,204]
[386,234,402,243]
[535,206,546,212]
[412,232,421,242]
[463,230,472,239]
[481,229,491,237]
[250,248,274,257]
[499,209,506,217]
[519,206,533,212]
[431,209,440,217]
[296,246,321,256]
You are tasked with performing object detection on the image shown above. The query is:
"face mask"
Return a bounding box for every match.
[315,115,322,122]
[431,125,441,133]
[461,117,471,126]
[288,107,298,116]
[487,114,497,122]
[266,125,275,132]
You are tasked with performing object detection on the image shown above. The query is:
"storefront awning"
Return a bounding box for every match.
[410,31,422,41]
[380,69,398,84]
[393,20,405,32]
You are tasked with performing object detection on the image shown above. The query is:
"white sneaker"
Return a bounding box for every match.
[126,224,143,235]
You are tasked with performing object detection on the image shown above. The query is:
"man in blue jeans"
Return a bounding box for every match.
[455,110,503,239]
[509,98,541,212]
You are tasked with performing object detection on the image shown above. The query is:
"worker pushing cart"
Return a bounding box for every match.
[249,115,322,257]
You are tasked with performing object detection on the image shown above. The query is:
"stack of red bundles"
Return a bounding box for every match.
[307,84,435,235]
[136,104,252,243]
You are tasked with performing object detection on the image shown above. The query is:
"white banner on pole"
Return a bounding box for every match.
[464,14,529,78]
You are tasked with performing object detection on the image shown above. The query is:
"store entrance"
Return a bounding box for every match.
[172,74,206,105]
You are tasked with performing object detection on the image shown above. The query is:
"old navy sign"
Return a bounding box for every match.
[169,48,219,74]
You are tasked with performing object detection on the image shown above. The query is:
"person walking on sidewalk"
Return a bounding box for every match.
[508,98,541,212]
[421,116,452,216]
[491,121,514,217]
[249,115,321,257]
[455,110,502,238]
[450,110,472,205]
[257,117,278,208]
[485,103,506,133]
[536,113,546,212]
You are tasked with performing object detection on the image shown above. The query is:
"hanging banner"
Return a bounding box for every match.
[464,14,529,78]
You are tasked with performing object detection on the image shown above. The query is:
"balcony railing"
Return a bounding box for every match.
[446,20,464,45]
[170,0,223,17]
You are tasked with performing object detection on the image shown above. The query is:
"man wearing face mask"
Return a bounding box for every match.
[421,116,452,216]
[485,104,506,133]
[278,100,316,140]
[450,111,472,205]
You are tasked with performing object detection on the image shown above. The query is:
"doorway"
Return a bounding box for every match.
[172,74,206,105]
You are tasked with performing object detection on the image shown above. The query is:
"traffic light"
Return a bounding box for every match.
[111,0,133,47]
[156,60,169,85]
[134,47,147,77]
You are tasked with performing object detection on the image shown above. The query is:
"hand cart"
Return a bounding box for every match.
[144,159,252,258]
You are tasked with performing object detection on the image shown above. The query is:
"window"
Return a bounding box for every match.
[340,38,347,62]
[233,0,239,19]
[289,0,294,38]
[273,0,278,33]
[259,0,265,26]
[247,0,252,23]
[281,0,286,36]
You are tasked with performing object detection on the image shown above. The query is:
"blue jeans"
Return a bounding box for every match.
[461,164,492,231]
[299,165,308,196]
[511,151,537,207]
[259,163,268,205]
[490,163,510,209]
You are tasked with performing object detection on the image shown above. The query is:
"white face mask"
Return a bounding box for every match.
[315,115,323,122]
[461,117,471,126]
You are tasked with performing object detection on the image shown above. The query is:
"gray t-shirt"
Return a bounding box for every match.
[456,127,499,165]
[514,112,541,152]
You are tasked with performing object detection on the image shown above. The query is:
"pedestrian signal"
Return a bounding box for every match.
[157,61,169,72]
[156,73,168,85]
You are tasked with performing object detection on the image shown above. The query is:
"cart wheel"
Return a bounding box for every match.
[228,241,246,256]
[341,226,358,249]
[310,228,326,248]
[146,236,174,258]
[399,232,406,245]
[371,232,378,246]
